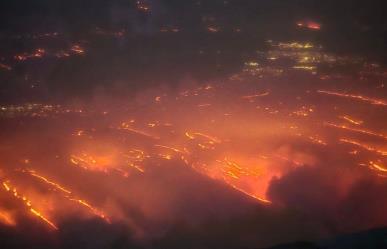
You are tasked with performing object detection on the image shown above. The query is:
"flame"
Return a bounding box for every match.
[24,169,72,194]
[242,92,270,100]
[185,132,222,144]
[21,169,110,223]
[119,123,160,139]
[369,161,387,173]
[340,139,387,156]
[325,123,387,140]
[318,90,387,106]
[68,198,110,223]
[30,208,58,230]
[2,181,58,230]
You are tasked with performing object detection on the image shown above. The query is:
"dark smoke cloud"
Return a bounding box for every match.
[268,165,387,236]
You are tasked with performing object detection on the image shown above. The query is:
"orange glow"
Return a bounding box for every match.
[224,181,272,204]
[24,169,72,194]
[369,161,387,173]
[339,116,364,125]
[308,136,328,146]
[185,132,222,144]
[325,123,387,140]
[154,145,187,154]
[0,209,16,226]
[68,198,110,223]
[2,181,58,230]
[318,90,387,106]
[242,92,270,100]
[119,123,160,139]
[19,168,111,223]
[1,37,386,238]
[340,138,387,156]
[30,208,58,230]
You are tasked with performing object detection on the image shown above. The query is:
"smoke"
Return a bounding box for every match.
[268,164,387,236]
[0,2,386,248]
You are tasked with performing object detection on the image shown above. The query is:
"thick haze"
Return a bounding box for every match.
[0,1,386,249]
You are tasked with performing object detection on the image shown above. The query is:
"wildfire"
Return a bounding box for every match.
[339,116,364,125]
[369,161,387,173]
[308,136,328,146]
[154,145,188,154]
[325,123,387,140]
[318,90,387,106]
[242,92,270,100]
[1,34,386,239]
[119,123,160,139]
[224,181,272,204]
[20,168,110,223]
[24,169,72,194]
[30,208,58,230]
[185,132,222,144]
[70,154,104,171]
[68,198,110,223]
[2,181,58,230]
[340,139,387,156]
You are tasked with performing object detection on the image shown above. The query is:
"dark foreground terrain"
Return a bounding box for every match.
[263,227,387,249]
